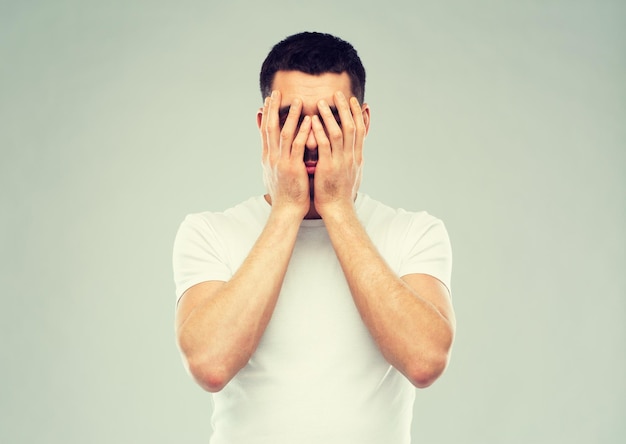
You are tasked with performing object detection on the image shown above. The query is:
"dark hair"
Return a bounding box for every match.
[260,32,366,102]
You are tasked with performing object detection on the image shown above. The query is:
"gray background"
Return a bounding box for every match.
[1,0,624,442]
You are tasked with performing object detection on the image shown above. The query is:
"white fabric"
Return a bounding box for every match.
[172,193,452,444]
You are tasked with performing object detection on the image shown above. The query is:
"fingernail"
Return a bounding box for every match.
[271,90,278,99]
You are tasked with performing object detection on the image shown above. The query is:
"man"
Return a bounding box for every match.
[173,32,455,443]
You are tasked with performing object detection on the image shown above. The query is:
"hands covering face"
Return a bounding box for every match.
[261,90,367,219]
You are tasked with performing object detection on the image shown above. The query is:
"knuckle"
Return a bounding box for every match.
[329,130,342,143]
[326,124,340,137]
[290,137,303,150]
[318,136,331,148]
[280,129,293,141]
[343,122,355,134]
[265,152,278,164]
[266,115,278,128]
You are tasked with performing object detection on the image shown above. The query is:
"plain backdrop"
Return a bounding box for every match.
[1,1,624,443]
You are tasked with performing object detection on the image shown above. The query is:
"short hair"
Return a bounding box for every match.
[259,32,366,102]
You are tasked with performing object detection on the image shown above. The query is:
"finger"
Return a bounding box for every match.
[317,99,343,152]
[279,98,302,159]
[266,90,281,160]
[261,96,271,158]
[290,115,311,162]
[312,114,331,159]
[349,96,365,165]
[334,91,356,155]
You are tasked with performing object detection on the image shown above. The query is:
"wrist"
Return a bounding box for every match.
[317,199,357,223]
[265,194,309,220]
[269,204,308,225]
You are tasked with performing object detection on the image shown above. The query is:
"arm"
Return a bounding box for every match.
[312,92,456,388]
[175,91,312,392]
[322,208,455,388]
[175,210,300,392]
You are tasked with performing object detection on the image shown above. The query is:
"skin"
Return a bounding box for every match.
[175,70,456,392]
[259,71,368,219]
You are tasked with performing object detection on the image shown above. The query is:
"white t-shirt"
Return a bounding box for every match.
[173,193,452,444]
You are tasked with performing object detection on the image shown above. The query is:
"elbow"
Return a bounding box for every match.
[177,334,235,392]
[409,323,455,388]
[186,356,231,393]
[407,357,447,389]
[406,347,452,389]
[408,364,444,389]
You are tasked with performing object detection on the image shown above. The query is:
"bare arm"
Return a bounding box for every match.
[322,207,455,388]
[175,91,311,392]
[313,91,456,388]
[175,209,302,392]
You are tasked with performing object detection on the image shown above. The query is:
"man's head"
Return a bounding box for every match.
[260,32,366,103]
[257,32,370,219]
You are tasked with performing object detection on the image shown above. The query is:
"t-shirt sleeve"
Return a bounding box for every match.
[398,213,453,293]
[172,213,232,302]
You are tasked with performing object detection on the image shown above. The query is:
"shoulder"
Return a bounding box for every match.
[357,193,444,234]
[174,196,270,253]
[179,195,270,231]
[357,194,452,288]
[172,196,270,299]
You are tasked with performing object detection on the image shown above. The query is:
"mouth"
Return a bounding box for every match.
[305,161,317,176]
[304,150,318,176]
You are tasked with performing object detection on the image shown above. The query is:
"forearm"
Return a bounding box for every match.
[178,89,313,391]
[177,208,302,391]
[322,204,455,387]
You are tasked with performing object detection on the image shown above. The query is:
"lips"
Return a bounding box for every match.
[305,161,317,175]
[304,150,318,176]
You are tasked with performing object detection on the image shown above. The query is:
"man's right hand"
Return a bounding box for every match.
[261,90,312,220]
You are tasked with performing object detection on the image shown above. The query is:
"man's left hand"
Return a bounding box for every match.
[311,91,367,218]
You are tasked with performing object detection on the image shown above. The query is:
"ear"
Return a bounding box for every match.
[361,103,371,136]
[256,107,263,130]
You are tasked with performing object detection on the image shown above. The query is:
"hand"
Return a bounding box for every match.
[261,90,312,219]
[311,91,366,217]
